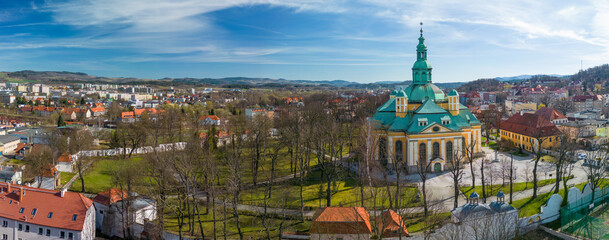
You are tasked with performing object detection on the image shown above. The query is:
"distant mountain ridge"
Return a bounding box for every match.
[496,74,569,82]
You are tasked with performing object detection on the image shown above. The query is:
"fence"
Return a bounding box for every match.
[560,187,609,239]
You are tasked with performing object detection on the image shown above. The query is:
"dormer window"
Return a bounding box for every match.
[418,118,428,126]
[441,116,451,125]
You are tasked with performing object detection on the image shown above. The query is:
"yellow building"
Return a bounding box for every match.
[499,112,561,152]
[371,31,482,173]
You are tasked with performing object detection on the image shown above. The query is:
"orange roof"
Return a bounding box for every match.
[89,106,105,113]
[42,164,58,178]
[199,115,220,121]
[501,113,561,137]
[57,153,72,163]
[133,108,158,116]
[376,210,409,238]
[33,106,56,112]
[310,207,372,235]
[199,132,207,139]
[94,103,103,107]
[121,111,135,118]
[93,188,128,206]
[535,107,567,121]
[0,182,94,231]
[15,142,26,153]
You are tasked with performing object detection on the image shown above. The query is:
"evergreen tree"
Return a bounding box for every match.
[109,131,121,149]
[80,97,85,105]
[57,114,66,127]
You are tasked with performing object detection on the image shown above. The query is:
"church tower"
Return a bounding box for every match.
[396,89,408,117]
[412,24,432,85]
[448,89,460,116]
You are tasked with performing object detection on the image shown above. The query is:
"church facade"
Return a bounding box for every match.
[371,31,482,172]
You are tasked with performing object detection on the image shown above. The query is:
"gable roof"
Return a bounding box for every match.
[93,188,128,206]
[416,99,447,114]
[376,210,409,238]
[535,107,567,121]
[89,107,105,113]
[310,207,371,235]
[120,111,135,119]
[199,115,220,121]
[57,153,72,163]
[501,113,561,137]
[0,183,93,231]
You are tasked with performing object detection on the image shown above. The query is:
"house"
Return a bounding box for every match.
[0,166,22,184]
[118,112,135,123]
[535,107,568,124]
[0,135,22,156]
[310,207,372,240]
[87,107,105,118]
[499,112,561,152]
[93,189,157,239]
[55,153,75,173]
[573,95,603,112]
[0,182,96,239]
[33,164,61,190]
[198,115,221,125]
[375,210,409,239]
[32,106,57,117]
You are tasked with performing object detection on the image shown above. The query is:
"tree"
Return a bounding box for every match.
[447,150,465,209]
[24,145,54,188]
[417,154,433,217]
[553,133,576,194]
[68,130,94,192]
[247,114,272,186]
[463,137,478,188]
[551,98,575,115]
[57,114,66,127]
[530,133,550,199]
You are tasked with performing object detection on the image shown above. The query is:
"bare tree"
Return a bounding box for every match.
[24,145,54,188]
[447,150,465,209]
[530,133,550,199]
[417,155,433,217]
[67,130,94,193]
[463,137,479,188]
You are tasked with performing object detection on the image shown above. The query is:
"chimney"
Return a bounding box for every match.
[60,188,67,198]
[7,182,11,193]
[19,188,25,202]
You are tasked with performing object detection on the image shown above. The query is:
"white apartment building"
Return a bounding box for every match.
[0,183,95,240]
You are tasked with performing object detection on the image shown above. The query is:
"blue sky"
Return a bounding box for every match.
[0,0,608,83]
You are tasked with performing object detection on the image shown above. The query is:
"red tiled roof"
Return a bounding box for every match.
[121,111,135,119]
[42,164,58,178]
[535,107,567,121]
[89,106,105,113]
[501,113,561,137]
[0,183,93,231]
[573,95,602,102]
[199,115,220,121]
[57,153,72,163]
[133,108,158,116]
[376,210,409,238]
[310,207,372,235]
[93,188,128,206]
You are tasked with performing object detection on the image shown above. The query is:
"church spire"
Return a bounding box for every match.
[412,22,432,85]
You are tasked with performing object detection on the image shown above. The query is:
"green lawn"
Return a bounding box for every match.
[239,169,421,210]
[60,171,76,186]
[460,176,572,198]
[69,156,143,194]
[164,199,311,239]
[403,212,451,233]
[540,155,557,163]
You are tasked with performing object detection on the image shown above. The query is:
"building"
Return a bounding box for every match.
[87,107,105,118]
[375,210,409,239]
[0,166,22,184]
[198,115,221,125]
[573,95,603,112]
[93,189,157,239]
[0,135,22,156]
[310,207,371,240]
[535,107,568,124]
[0,183,96,240]
[55,153,75,173]
[499,112,561,152]
[371,31,482,172]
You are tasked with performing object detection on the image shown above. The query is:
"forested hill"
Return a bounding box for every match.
[458,78,502,92]
[571,64,609,83]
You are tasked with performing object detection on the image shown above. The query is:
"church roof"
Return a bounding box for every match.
[404,83,445,102]
[448,89,459,96]
[416,99,446,114]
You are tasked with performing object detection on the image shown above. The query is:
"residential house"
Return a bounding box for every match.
[0,166,22,184]
[198,115,221,125]
[0,182,96,240]
[93,189,157,239]
[500,112,561,152]
[375,210,409,239]
[118,112,135,123]
[55,153,75,173]
[33,164,61,190]
[87,107,105,118]
[535,107,568,124]
[310,207,372,240]
[33,106,57,117]
[573,95,603,112]
[0,135,22,156]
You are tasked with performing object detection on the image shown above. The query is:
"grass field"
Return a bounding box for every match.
[239,168,421,210]
[69,156,143,194]
[460,176,572,199]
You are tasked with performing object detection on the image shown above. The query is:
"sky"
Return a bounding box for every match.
[0,0,608,83]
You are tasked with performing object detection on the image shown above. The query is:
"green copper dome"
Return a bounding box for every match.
[413,59,432,69]
[404,83,445,102]
[390,90,398,96]
[396,90,407,98]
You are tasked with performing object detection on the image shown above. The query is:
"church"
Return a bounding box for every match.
[371,29,482,173]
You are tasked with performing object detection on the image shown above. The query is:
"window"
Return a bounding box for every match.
[39,227,43,235]
[99,210,103,214]
[31,208,37,216]
[432,142,440,158]
[446,141,453,164]
[60,231,65,239]
[2,220,7,227]
[419,143,426,166]
[25,225,29,232]
[18,223,22,231]
[2,234,6,240]
[47,229,51,236]
[68,232,74,240]
[48,212,53,218]
[72,214,78,221]
[19,208,24,213]
[395,140,403,162]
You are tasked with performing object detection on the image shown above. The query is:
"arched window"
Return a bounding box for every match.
[379,137,387,165]
[446,141,453,164]
[419,143,426,166]
[432,142,440,159]
[395,140,403,163]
